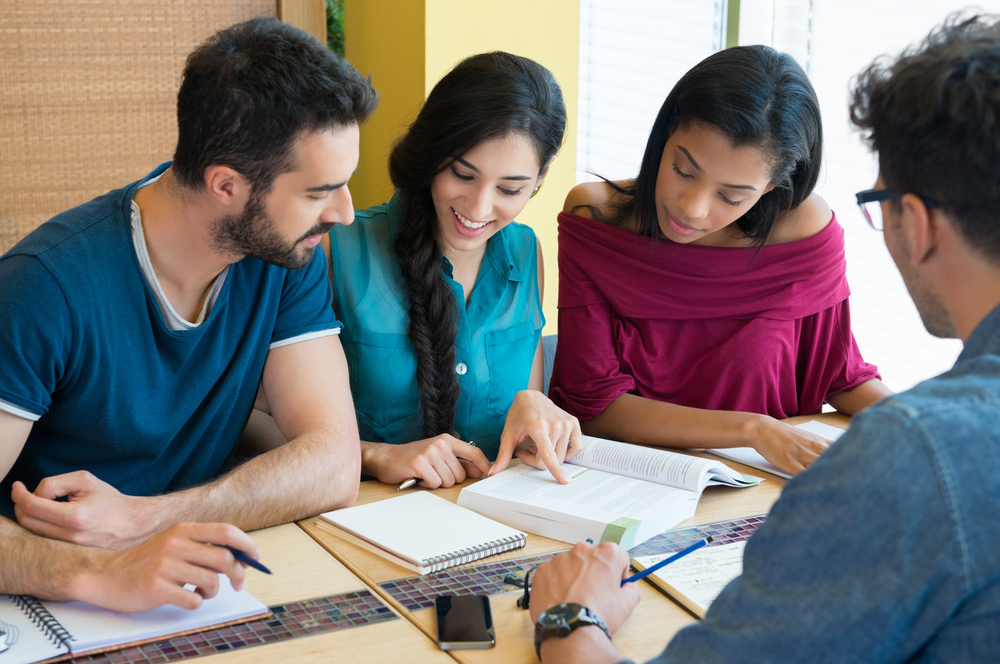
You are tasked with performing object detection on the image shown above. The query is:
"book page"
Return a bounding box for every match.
[0,598,69,664]
[462,462,696,524]
[633,541,746,617]
[459,462,699,546]
[569,435,758,492]
[41,575,268,654]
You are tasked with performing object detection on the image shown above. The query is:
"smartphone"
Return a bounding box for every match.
[435,595,496,650]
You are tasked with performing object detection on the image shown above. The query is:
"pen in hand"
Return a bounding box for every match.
[620,537,713,586]
[223,545,272,575]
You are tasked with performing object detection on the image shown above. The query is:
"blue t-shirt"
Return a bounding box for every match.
[0,164,340,519]
[329,196,544,460]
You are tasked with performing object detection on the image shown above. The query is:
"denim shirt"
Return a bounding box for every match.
[638,302,1000,664]
[329,196,544,460]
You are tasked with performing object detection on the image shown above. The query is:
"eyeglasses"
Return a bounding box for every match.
[855,189,939,231]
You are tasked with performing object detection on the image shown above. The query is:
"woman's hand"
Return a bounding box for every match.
[491,391,583,484]
[361,436,490,489]
[750,416,832,475]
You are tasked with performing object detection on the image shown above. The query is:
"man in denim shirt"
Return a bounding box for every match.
[527,13,1000,664]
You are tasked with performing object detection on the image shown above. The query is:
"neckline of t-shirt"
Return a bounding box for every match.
[130,175,230,332]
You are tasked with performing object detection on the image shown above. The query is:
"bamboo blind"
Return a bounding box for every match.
[0,0,277,254]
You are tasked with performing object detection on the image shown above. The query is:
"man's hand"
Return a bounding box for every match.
[13,473,156,550]
[362,436,490,488]
[491,391,583,483]
[69,522,260,612]
[530,541,640,634]
[751,416,831,475]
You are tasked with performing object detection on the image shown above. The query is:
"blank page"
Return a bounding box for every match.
[320,491,525,566]
[41,575,268,654]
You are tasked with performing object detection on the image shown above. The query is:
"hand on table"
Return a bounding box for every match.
[71,522,260,612]
[363,435,490,488]
[752,416,831,475]
[13,472,160,550]
[530,541,640,634]
[491,390,583,484]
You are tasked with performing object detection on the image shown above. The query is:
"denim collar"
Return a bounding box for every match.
[958,301,1000,363]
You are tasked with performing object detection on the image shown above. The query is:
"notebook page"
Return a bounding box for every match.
[41,575,268,653]
[634,540,746,616]
[0,598,69,664]
[320,491,525,566]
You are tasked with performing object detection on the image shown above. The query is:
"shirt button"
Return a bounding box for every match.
[455,362,468,375]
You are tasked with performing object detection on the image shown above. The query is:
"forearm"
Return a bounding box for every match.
[540,626,626,664]
[141,425,360,534]
[360,439,392,477]
[0,515,101,600]
[826,378,893,415]
[583,393,764,449]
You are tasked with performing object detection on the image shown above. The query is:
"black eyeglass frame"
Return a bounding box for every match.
[855,189,939,231]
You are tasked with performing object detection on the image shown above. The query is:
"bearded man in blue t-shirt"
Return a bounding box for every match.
[0,17,376,612]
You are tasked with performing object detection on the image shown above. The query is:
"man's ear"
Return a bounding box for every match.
[204,166,250,207]
[899,193,937,264]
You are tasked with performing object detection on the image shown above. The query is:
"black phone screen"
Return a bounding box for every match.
[435,595,496,650]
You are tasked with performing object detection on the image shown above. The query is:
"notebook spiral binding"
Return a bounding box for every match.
[422,533,526,573]
[9,595,73,648]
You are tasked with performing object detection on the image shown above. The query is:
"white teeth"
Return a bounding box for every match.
[454,208,489,230]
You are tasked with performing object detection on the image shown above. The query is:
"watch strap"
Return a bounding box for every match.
[534,603,611,659]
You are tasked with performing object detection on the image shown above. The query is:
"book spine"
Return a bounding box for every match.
[9,595,73,649]
[423,534,527,573]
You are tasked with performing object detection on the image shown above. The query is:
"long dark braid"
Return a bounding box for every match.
[388,52,566,437]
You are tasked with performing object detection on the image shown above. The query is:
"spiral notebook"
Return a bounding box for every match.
[316,491,527,574]
[0,576,269,664]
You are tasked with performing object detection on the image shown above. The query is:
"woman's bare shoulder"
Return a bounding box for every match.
[562,179,631,219]
[768,193,834,244]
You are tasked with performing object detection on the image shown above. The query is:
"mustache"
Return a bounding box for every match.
[296,222,336,243]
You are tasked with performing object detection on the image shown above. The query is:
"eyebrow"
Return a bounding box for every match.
[676,145,758,192]
[454,156,533,182]
[305,166,359,193]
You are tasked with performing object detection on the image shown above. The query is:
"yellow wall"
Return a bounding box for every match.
[345,0,580,331]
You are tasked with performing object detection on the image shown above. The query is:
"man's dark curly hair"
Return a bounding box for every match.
[173,16,378,195]
[850,12,1000,261]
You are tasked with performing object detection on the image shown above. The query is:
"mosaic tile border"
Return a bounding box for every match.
[379,515,768,612]
[66,590,397,664]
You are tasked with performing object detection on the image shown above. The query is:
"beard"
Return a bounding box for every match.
[885,220,957,339]
[211,191,333,270]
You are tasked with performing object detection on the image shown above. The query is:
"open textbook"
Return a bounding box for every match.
[457,435,761,548]
[0,576,269,664]
[632,540,746,618]
[707,420,847,479]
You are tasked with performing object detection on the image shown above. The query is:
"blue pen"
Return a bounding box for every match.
[224,545,272,575]
[621,537,713,586]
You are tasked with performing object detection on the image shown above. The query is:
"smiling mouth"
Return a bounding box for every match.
[453,208,492,230]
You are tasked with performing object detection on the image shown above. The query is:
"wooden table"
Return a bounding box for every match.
[299,413,848,664]
[199,523,453,663]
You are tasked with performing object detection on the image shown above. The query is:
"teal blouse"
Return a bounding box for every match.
[329,196,544,460]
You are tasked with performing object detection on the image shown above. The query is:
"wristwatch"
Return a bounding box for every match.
[533,603,611,659]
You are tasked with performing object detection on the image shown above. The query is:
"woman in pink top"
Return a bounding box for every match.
[549,45,891,475]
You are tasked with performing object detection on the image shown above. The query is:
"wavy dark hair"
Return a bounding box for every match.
[850,12,1000,262]
[173,16,378,196]
[592,45,822,246]
[389,51,566,438]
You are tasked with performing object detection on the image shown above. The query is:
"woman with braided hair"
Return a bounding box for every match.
[324,51,580,488]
